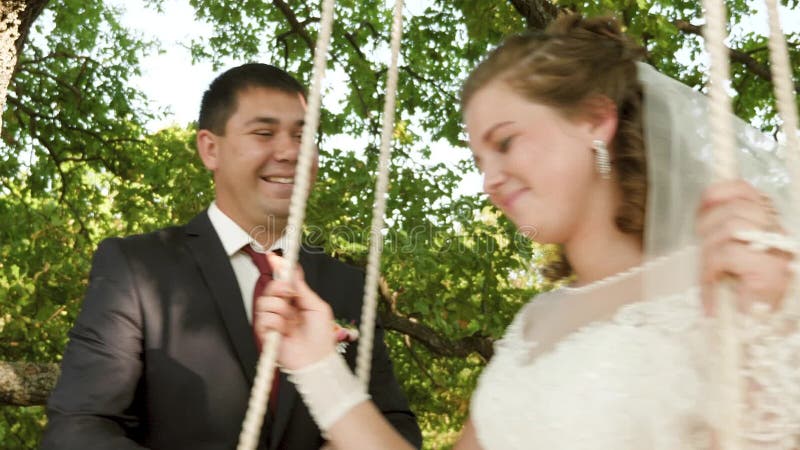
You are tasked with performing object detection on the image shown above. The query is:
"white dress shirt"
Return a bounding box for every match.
[207,201,286,324]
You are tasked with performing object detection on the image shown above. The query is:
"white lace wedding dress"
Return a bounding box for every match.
[471,247,800,450]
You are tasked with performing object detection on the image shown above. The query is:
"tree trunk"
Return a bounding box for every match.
[507,0,560,30]
[15,0,50,66]
[6,0,48,72]
[0,361,59,406]
[1,0,49,134]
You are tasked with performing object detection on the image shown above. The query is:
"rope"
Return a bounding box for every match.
[0,1,24,136]
[701,0,743,448]
[236,0,336,448]
[764,0,800,206]
[703,0,737,180]
[355,0,405,388]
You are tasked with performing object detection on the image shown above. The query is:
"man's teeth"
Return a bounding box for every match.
[264,177,294,184]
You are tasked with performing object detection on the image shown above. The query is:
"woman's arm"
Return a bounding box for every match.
[454,420,485,450]
[256,254,485,450]
[325,401,418,450]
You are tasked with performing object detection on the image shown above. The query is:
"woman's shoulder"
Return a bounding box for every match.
[512,289,568,327]
[496,290,567,350]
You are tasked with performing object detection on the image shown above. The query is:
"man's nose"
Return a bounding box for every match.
[272,133,300,162]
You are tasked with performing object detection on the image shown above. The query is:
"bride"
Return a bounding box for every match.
[254,13,800,449]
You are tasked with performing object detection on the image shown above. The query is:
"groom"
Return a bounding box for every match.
[41,63,421,449]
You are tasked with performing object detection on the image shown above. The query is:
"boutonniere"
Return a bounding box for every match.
[333,319,359,354]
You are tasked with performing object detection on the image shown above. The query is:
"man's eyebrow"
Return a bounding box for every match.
[482,121,514,143]
[244,117,278,126]
[244,117,305,127]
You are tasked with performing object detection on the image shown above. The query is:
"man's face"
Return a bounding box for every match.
[198,87,318,234]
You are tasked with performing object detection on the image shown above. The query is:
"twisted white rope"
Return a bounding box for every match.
[0,2,24,136]
[355,0,405,388]
[764,0,800,207]
[701,0,743,448]
[236,0,336,448]
[703,0,737,180]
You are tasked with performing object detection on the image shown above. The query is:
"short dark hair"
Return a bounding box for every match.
[198,63,307,135]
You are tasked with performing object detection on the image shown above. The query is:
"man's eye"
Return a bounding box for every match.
[254,131,274,137]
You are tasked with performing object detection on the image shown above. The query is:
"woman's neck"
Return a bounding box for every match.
[564,222,643,288]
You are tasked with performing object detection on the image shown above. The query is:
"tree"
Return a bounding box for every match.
[1,0,798,448]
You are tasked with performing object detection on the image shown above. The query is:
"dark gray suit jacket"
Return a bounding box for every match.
[41,211,421,449]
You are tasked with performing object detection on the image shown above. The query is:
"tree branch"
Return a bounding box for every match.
[507,0,560,30]
[8,0,50,79]
[342,30,366,59]
[673,19,800,92]
[377,278,494,361]
[8,96,92,239]
[20,67,84,99]
[0,361,59,406]
[18,51,97,67]
[270,0,372,117]
[402,336,445,390]
[400,65,459,104]
[271,0,315,51]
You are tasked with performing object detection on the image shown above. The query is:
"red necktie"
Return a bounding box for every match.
[242,245,281,411]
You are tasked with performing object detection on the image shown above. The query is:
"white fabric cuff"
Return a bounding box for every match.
[733,230,799,254]
[285,352,370,432]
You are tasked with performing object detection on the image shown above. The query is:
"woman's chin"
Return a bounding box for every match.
[514,224,540,241]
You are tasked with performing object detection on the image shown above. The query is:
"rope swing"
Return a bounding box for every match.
[237,0,405,447]
[356,0,405,388]
[236,0,336,447]
[702,0,799,447]
[764,0,800,192]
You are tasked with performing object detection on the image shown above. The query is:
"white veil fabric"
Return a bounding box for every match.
[639,61,798,258]
[473,63,800,449]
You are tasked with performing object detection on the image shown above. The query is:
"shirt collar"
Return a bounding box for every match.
[207,201,286,256]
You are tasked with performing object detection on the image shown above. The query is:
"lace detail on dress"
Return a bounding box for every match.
[735,279,800,449]
[472,277,800,450]
[472,289,711,450]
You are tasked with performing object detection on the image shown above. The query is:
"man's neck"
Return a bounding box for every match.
[244,218,288,250]
[213,202,287,249]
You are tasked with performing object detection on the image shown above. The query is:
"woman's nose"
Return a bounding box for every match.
[482,163,506,195]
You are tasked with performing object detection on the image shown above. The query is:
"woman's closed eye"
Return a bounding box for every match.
[497,135,515,153]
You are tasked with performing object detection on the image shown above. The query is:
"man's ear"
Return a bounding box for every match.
[197,129,219,171]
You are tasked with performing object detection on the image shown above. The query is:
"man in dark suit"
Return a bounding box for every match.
[40,63,421,450]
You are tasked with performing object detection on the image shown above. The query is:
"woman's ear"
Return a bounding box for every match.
[196,129,219,171]
[583,95,619,148]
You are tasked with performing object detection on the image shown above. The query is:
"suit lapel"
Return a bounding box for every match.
[269,247,320,449]
[185,212,259,383]
[183,217,327,448]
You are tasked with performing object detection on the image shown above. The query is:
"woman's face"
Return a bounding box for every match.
[464,80,609,244]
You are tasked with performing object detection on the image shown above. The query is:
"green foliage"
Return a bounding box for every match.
[1,3,211,444]
[1,0,798,448]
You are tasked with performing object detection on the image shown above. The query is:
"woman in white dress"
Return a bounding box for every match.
[255,13,800,449]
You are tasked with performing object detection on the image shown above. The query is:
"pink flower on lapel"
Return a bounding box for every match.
[333,319,359,353]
